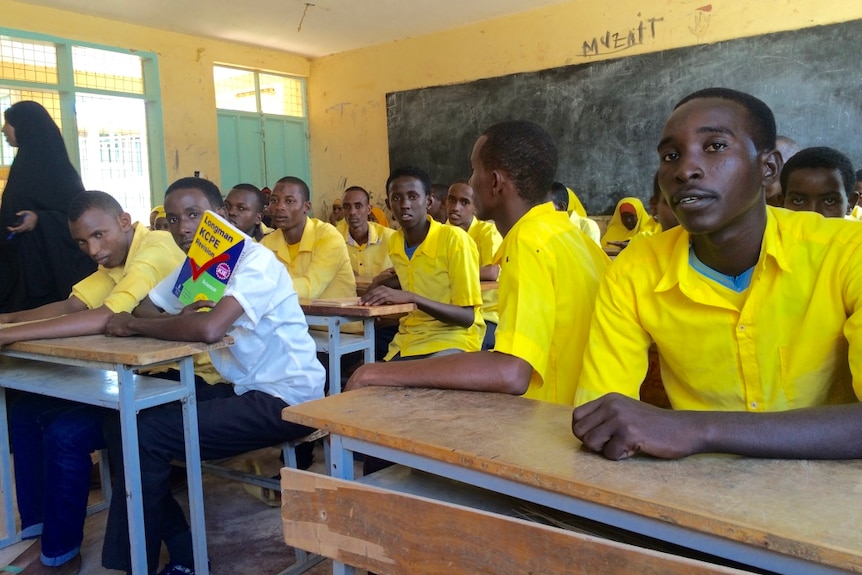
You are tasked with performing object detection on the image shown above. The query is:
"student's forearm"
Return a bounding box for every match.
[131,296,166,318]
[479,265,500,282]
[0,297,85,324]
[121,313,222,343]
[411,294,475,327]
[0,305,112,345]
[346,351,532,395]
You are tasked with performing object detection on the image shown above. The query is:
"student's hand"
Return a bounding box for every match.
[607,240,630,250]
[180,300,216,315]
[344,363,380,392]
[571,393,702,460]
[368,268,399,290]
[7,211,37,233]
[105,312,137,337]
[0,313,11,324]
[360,285,413,306]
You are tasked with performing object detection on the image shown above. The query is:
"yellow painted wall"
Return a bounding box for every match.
[308,0,862,214]
[1,0,310,191]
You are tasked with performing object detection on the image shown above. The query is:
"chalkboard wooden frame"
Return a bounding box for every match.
[386,20,862,215]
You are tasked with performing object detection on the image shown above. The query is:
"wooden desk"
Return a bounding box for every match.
[0,334,230,575]
[299,301,414,394]
[283,388,861,575]
[356,277,496,295]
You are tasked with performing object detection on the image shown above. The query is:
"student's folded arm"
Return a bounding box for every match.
[113,296,244,344]
[345,350,532,395]
[412,295,476,327]
[479,264,500,282]
[572,394,862,460]
[0,296,86,324]
[0,304,113,346]
[131,296,166,318]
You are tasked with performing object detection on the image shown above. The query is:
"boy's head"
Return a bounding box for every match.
[270,176,311,234]
[470,120,557,221]
[331,197,344,221]
[385,166,432,232]
[428,183,449,223]
[342,186,371,236]
[446,183,477,230]
[68,190,133,268]
[549,181,569,211]
[224,183,265,236]
[780,147,856,218]
[164,177,223,253]
[657,88,779,236]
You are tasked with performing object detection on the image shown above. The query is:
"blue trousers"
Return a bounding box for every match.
[10,394,109,564]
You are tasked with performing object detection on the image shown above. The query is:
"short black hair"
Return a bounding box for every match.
[674,88,776,152]
[780,147,857,198]
[343,185,370,203]
[275,176,311,202]
[478,120,558,205]
[165,177,223,210]
[386,166,432,197]
[430,183,449,201]
[228,183,266,212]
[549,181,568,210]
[68,190,124,223]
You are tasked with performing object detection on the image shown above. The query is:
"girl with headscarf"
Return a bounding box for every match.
[601,197,653,250]
[0,101,96,312]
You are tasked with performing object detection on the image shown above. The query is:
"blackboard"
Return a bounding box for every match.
[386,20,862,215]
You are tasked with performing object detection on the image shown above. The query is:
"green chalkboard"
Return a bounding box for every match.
[386,20,862,214]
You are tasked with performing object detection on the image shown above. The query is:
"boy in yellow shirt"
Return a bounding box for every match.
[779,147,856,219]
[347,122,608,407]
[341,185,395,277]
[573,88,862,460]
[224,183,272,241]
[0,190,184,575]
[359,166,484,360]
[446,182,502,349]
[260,176,356,299]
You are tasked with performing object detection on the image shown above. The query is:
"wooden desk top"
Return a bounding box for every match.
[355,277,496,296]
[300,299,415,318]
[0,334,231,366]
[283,387,862,573]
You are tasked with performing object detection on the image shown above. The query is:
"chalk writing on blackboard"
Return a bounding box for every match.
[581,16,664,57]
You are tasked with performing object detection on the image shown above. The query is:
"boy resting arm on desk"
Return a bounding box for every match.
[347,121,608,406]
[100,177,325,575]
[572,88,862,461]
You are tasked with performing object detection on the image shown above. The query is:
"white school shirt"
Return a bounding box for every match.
[149,241,325,406]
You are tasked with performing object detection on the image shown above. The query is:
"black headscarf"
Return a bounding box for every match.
[0,101,95,311]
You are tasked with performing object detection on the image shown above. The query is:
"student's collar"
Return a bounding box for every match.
[404,216,440,258]
[296,217,316,252]
[107,221,145,281]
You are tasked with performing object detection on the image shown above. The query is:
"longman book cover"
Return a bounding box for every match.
[171,210,247,306]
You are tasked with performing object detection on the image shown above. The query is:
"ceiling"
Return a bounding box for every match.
[18,0,572,57]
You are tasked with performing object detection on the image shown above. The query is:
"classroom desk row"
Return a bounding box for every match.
[282,387,862,575]
[0,333,231,575]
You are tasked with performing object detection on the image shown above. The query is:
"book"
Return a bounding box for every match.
[171,210,247,306]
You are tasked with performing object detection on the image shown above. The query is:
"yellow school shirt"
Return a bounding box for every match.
[343,221,395,277]
[464,217,502,324]
[260,217,356,299]
[72,224,184,313]
[569,212,601,246]
[576,207,862,411]
[387,216,484,359]
[494,203,608,406]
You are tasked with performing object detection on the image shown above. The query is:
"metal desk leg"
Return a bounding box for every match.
[0,387,20,547]
[329,434,355,575]
[362,318,375,366]
[116,365,149,575]
[328,318,342,395]
[178,357,209,575]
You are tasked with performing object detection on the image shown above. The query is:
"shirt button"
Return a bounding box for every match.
[739,325,745,331]
[750,402,757,409]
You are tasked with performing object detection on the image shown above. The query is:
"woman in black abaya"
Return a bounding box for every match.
[0,101,95,312]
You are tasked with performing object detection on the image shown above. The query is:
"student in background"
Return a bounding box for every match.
[223,183,272,241]
[427,183,450,223]
[446,181,503,349]
[101,177,325,575]
[348,121,608,408]
[368,205,390,228]
[765,135,801,207]
[851,169,862,221]
[260,176,356,299]
[341,185,395,277]
[601,197,651,251]
[780,147,856,219]
[549,181,601,245]
[0,190,184,575]
[328,197,345,229]
[149,205,168,231]
[260,186,273,228]
[573,87,862,461]
[360,166,484,361]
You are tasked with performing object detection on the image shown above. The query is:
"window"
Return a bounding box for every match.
[213,65,305,118]
[0,30,164,224]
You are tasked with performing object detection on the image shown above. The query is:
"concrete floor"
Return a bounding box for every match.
[0,443,363,575]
